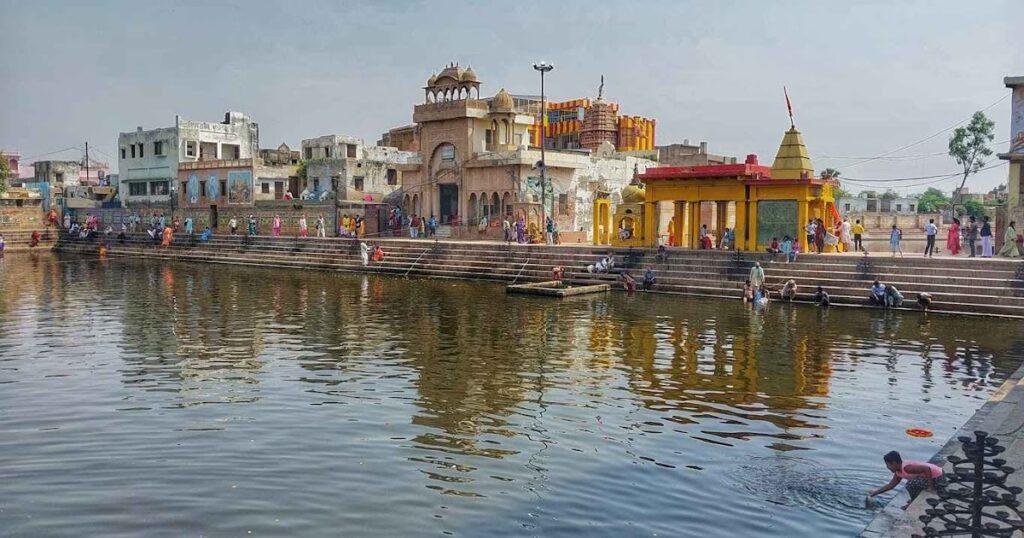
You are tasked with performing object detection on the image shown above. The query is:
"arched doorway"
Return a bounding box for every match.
[468,193,478,223]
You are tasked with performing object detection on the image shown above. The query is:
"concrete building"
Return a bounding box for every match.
[837,194,918,215]
[33,160,82,188]
[259,143,300,166]
[999,75,1024,229]
[118,111,259,207]
[301,135,416,202]
[382,63,655,240]
[657,140,738,167]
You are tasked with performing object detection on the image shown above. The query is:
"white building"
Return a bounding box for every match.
[301,134,417,202]
[118,112,259,206]
[837,194,918,215]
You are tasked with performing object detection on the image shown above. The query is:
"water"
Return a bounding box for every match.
[1,253,1020,537]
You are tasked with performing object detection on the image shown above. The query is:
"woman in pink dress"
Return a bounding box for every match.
[947,217,961,255]
[271,214,281,237]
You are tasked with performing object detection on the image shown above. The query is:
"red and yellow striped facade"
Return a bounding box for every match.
[528,98,655,152]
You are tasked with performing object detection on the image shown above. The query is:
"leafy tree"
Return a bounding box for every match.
[859,190,878,199]
[833,185,852,199]
[0,153,9,196]
[959,198,987,218]
[948,111,995,204]
[916,187,950,213]
[821,168,841,180]
[880,189,900,200]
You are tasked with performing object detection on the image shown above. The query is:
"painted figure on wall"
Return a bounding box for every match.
[187,174,200,205]
[227,171,253,205]
[206,174,220,201]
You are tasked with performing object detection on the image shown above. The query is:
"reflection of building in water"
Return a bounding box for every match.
[118,263,267,404]
[615,306,834,437]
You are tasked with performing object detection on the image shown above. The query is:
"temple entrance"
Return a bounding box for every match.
[439,184,459,224]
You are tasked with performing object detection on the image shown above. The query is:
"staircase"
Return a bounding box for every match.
[52,234,1024,318]
[0,229,58,251]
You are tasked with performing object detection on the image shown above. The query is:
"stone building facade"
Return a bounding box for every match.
[380,63,654,240]
[118,111,259,207]
[301,135,416,202]
[656,140,737,167]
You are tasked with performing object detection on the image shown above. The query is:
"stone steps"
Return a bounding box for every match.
[53,234,1024,317]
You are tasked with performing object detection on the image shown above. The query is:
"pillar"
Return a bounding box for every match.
[797,200,809,251]
[735,201,747,251]
[643,201,657,247]
[689,201,702,249]
[748,200,759,251]
[673,201,685,248]
[716,201,728,246]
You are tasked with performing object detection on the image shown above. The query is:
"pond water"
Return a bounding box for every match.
[1,253,1021,537]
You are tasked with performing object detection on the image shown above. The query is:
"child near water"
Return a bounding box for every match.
[868,450,943,509]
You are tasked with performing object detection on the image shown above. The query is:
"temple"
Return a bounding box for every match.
[597,125,836,250]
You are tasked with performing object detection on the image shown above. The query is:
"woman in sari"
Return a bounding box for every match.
[947,217,961,255]
[515,217,526,243]
[161,225,174,248]
[998,221,1021,257]
[271,214,281,237]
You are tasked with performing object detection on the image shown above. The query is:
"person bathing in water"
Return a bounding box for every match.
[868,450,943,509]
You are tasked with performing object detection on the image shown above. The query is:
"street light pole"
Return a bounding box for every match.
[533,61,553,221]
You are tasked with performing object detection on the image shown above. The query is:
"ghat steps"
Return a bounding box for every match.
[0,229,58,251]
[53,233,1024,318]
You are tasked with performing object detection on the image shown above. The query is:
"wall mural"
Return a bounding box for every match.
[186,174,200,204]
[227,170,253,205]
[756,200,798,245]
[206,173,220,200]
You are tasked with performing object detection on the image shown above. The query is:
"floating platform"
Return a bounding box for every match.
[506,280,610,297]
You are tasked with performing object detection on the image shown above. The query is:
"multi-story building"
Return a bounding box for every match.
[380,63,654,240]
[118,111,259,207]
[259,143,300,166]
[301,135,416,202]
[657,140,737,167]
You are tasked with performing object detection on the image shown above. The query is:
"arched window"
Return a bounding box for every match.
[491,193,500,217]
[412,194,419,216]
[468,193,478,223]
[502,192,512,216]
[403,194,411,214]
[501,119,510,144]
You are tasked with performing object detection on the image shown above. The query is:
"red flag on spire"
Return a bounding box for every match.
[784,86,795,128]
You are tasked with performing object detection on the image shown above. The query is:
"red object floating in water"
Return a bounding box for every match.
[906,428,933,438]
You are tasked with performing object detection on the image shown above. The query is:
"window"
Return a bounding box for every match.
[154,140,164,156]
[304,147,313,159]
[222,144,240,160]
[150,181,169,195]
[185,141,197,158]
[200,181,206,198]
[347,144,357,158]
[440,144,455,161]
[354,176,364,191]
[312,177,320,192]
[55,172,65,184]
[558,193,569,216]
[181,182,188,197]
[130,145,136,158]
[896,204,902,212]
[909,204,915,212]
[274,181,284,197]
[386,169,397,185]
[325,147,331,158]
[138,143,144,158]
[120,147,126,159]
[261,182,270,194]
[220,180,227,197]
[843,203,851,212]
[485,129,494,147]
[129,182,147,196]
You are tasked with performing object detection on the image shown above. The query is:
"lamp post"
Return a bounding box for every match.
[532,60,553,221]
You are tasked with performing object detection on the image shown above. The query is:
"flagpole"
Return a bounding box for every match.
[784,86,795,129]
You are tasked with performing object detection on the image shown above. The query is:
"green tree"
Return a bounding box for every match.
[880,189,899,200]
[0,153,9,196]
[948,111,995,204]
[960,198,987,218]
[821,168,841,180]
[916,187,950,213]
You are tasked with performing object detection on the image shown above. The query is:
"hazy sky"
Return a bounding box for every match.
[1,0,1019,194]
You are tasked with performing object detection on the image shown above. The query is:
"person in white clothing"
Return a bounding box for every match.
[359,241,369,266]
[840,218,853,253]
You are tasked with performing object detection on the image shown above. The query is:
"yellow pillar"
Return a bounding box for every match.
[673,202,685,248]
[689,201,701,249]
[748,200,759,251]
[797,200,809,250]
[715,201,728,247]
[643,201,657,247]
[735,201,747,251]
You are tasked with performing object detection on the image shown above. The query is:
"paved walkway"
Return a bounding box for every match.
[861,362,1024,536]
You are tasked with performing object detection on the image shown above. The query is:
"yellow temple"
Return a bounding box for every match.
[594,125,836,251]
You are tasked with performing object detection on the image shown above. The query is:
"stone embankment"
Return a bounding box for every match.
[52,233,1024,318]
[0,229,58,252]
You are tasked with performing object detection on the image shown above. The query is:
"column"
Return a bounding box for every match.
[735,201,747,251]
[748,200,759,251]
[716,201,728,247]
[673,201,685,248]
[797,200,809,251]
[689,201,702,249]
[643,201,657,247]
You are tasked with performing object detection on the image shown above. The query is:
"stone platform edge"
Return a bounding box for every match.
[860,361,1024,537]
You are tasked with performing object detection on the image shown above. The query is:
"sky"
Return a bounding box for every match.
[0,0,1020,195]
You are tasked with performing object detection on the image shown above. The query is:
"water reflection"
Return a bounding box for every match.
[1,253,1021,537]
